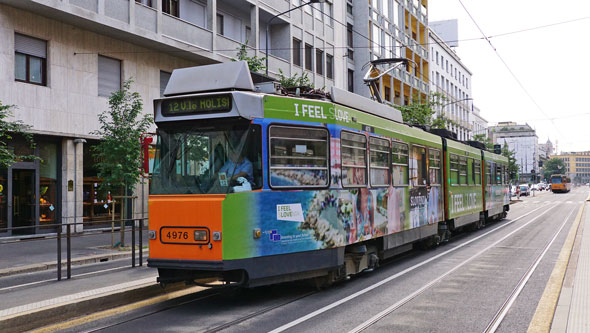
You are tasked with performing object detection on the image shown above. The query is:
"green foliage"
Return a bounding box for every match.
[543,158,566,180]
[91,79,154,196]
[0,101,37,168]
[397,93,455,129]
[501,144,519,182]
[472,134,494,150]
[277,69,313,89]
[231,41,266,73]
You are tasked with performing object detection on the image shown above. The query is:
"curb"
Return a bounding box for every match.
[0,250,149,277]
[0,281,193,333]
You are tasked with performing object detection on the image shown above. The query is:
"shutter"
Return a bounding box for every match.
[160,71,171,97]
[98,55,121,97]
[15,33,47,58]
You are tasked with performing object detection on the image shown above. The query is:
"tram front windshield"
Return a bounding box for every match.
[151,120,262,195]
[551,176,562,184]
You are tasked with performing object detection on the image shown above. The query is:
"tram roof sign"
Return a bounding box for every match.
[164,61,255,96]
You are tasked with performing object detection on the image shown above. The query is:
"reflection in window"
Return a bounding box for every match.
[269,126,329,187]
[474,160,481,185]
[411,146,427,186]
[392,142,408,186]
[429,149,441,185]
[450,154,459,185]
[369,137,390,187]
[459,156,468,185]
[341,131,366,187]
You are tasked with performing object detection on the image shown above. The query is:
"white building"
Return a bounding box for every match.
[471,105,488,138]
[429,20,473,141]
[489,122,539,183]
[0,0,344,236]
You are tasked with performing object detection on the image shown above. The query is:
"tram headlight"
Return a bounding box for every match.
[212,231,222,241]
[194,230,208,242]
[148,230,156,240]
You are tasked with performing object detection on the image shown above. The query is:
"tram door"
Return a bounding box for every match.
[12,169,36,234]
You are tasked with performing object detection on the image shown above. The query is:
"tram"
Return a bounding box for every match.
[147,61,510,287]
[550,174,571,193]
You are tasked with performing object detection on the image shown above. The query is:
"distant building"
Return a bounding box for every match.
[489,122,539,183]
[550,151,590,184]
[538,139,554,159]
[471,105,488,139]
[429,20,473,141]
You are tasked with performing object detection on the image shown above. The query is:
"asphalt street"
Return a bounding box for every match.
[54,188,589,333]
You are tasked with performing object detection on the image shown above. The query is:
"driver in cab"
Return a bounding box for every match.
[216,130,254,191]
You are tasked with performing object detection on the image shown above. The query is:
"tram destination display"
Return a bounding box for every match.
[161,94,232,116]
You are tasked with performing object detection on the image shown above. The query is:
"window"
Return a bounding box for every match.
[293,38,302,67]
[429,149,441,185]
[163,0,179,17]
[216,14,224,35]
[316,49,324,75]
[14,33,47,86]
[370,137,390,187]
[450,154,459,185]
[305,44,313,70]
[346,23,354,60]
[269,126,329,188]
[160,71,171,97]
[411,146,427,186]
[347,69,354,92]
[459,156,468,184]
[486,162,492,185]
[436,51,439,65]
[347,3,353,15]
[326,54,334,79]
[392,142,409,186]
[496,166,503,184]
[474,160,481,184]
[135,0,152,7]
[341,131,367,187]
[98,55,121,97]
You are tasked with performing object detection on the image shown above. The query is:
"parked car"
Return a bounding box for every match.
[519,184,530,196]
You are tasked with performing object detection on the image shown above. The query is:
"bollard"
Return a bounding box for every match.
[132,219,136,268]
[57,227,62,281]
[67,223,71,279]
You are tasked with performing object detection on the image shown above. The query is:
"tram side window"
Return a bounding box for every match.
[496,166,502,185]
[410,145,427,186]
[468,158,474,185]
[474,160,481,185]
[459,156,468,185]
[428,149,441,185]
[486,162,492,185]
[269,126,329,187]
[341,131,367,187]
[450,154,459,185]
[392,142,409,186]
[369,137,390,187]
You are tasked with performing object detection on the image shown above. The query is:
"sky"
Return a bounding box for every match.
[428,0,590,153]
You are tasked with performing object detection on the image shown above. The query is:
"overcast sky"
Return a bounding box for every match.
[428,0,590,153]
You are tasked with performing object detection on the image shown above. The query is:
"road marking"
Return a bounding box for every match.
[347,204,558,333]
[483,207,575,333]
[269,203,555,333]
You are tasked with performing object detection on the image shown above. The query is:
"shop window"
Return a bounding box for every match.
[369,137,390,187]
[15,33,47,86]
[392,142,409,186]
[83,142,120,224]
[0,169,6,233]
[98,55,121,97]
[39,142,58,229]
[341,131,366,187]
[269,126,329,188]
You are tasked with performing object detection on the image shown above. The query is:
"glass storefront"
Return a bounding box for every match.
[39,142,58,230]
[83,142,120,226]
[0,169,7,233]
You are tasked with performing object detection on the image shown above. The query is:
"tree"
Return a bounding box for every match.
[543,158,566,180]
[0,101,37,167]
[397,93,455,129]
[472,134,494,150]
[91,79,153,246]
[231,41,266,73]
[502,144,519,183]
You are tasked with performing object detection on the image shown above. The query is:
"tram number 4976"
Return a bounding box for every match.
[167,231,189,240]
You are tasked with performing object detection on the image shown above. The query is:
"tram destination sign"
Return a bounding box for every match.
[161,94,232,116]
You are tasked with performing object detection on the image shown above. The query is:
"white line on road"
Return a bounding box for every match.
[269,203,557,333]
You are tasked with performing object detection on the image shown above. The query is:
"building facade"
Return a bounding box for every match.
[0,0,343,235]
[489,122,539,183]
[429,20,473,141]
[551,151,590,184]
[471,105,487,139]
[346,0,430,105]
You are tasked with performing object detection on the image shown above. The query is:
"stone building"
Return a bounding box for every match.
[489,122,539,183]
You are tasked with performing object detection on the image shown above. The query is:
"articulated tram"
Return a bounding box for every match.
[147,62,510,287]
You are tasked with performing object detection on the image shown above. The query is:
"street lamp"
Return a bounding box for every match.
[265,0,325,76]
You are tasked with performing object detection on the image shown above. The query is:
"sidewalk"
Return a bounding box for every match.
[550,196,590,332]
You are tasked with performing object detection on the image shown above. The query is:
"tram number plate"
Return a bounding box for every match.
[160,227,207,245]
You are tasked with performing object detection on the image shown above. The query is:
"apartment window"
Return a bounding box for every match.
[135,0,152,7]
[216,14,224,35]
[160,71,171,97]
[347,69,354,92]
[98,55,121,97]
[162,0,179,17]
[316,49,324,75]
[305,44,313,70]
[346,2,353,15]
[14,33,47,86]
[326,54,333,79]
[293,38,302,67]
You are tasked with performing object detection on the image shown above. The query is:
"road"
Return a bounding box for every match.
[57,188,589,333]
